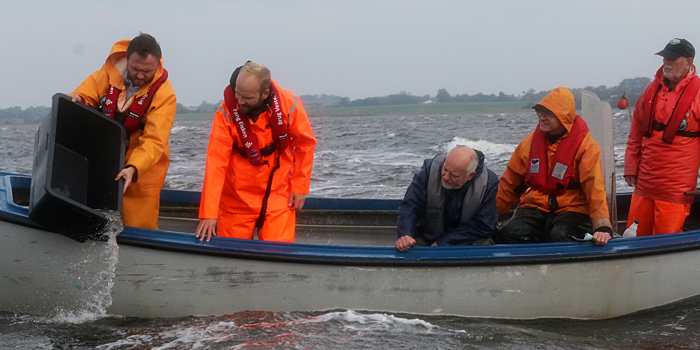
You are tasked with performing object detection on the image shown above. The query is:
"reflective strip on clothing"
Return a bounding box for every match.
[289,95,298,117]
[218,106,231,123]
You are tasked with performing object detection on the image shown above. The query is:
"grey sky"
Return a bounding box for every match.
[1,0,698,108]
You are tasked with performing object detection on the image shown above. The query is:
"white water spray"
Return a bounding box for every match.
[46,210,123,323]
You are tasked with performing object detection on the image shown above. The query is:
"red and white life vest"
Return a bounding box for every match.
[223,81,288,166]
[524,116,589,195]
[101,69,169,133]
[640,75,700,144]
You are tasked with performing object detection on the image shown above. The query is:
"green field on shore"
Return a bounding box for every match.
[174,101,534,121]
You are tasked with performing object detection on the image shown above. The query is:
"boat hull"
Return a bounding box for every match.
[109,242,700,319]
[2,172,700,319]
[3,218,700,319]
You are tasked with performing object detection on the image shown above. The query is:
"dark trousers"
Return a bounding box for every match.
[497,207,592,244]
[413,234,494,246]
[414,235,432,246]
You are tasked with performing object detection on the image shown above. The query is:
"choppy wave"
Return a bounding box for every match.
[0,113,641,199]
[445,137,516,155]
[157,112,640,198]
[94,310,471,349]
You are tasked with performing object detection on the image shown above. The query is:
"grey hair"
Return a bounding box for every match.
[453,145,479,175]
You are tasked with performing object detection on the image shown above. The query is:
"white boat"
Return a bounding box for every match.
[2,171,700,320]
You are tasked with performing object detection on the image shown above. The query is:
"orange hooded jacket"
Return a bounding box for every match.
[624,66,700,205]
[199,80,316,219]
[497,87,610,223]
[72,39,177,229]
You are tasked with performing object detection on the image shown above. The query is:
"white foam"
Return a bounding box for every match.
[170,124,202,134]
[96,316,308,349]
[95,310,478,349]
[0,334,53,350]
[446,137,517,155]
[323,310,436,329]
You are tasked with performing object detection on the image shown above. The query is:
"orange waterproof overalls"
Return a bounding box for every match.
[199,80,316,242]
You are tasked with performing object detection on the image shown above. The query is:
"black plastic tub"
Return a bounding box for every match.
[29,93,125,242]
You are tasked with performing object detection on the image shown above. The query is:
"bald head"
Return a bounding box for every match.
[441,146,478,189]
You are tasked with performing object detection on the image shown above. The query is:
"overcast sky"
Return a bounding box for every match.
[1,0,698,108]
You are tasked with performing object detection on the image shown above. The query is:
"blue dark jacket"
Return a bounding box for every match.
[397,150,499,246]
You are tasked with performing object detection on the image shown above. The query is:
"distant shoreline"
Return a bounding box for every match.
[4,100,621,125]
[173,101,536,121]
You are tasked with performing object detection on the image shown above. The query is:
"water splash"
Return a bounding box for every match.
[45,210,123,324]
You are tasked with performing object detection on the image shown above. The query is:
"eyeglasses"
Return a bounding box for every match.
[535,110,556,120]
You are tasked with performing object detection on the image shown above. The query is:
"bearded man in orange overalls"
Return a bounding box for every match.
[196,61,316,242]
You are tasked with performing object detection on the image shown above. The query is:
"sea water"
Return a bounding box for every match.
[161,111,637,198]
[1,112,699,349]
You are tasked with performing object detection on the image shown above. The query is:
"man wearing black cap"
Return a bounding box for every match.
[624,38,700,236]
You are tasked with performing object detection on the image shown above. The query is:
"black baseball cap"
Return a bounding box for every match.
[656,38,695,59]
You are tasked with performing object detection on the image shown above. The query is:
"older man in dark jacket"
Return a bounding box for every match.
[395,146,499,251]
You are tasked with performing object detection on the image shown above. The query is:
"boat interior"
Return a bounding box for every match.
[156,198,401,246]
[8,172,700,247]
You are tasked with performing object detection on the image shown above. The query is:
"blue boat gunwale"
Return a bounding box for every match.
[4,172,700,267]
[117,226,700,267]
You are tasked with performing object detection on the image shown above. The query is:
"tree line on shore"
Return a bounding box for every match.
[321,76,651,109]
[0,106,50,124]
[0,76,652,122]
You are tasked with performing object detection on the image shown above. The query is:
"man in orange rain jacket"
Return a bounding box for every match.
[66,33,177,230]
[196,61,316,242]
[497,87,613,246]
[625,38,700,236]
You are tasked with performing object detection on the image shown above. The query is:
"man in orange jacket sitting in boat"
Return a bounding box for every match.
[497,87,613,246]
[395,146,500,251]
[196,61,317,242]
[65,33,177,230]
[625,38,700,236]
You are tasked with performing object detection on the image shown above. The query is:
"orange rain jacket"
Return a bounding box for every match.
[624,66,700,205]
[72,39,177,229]
[497,87,610,223]
[199,80,316,221]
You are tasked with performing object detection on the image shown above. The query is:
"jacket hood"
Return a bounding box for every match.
[535,87,576,134]
[106,39,165,85]
[473,149,485,180]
